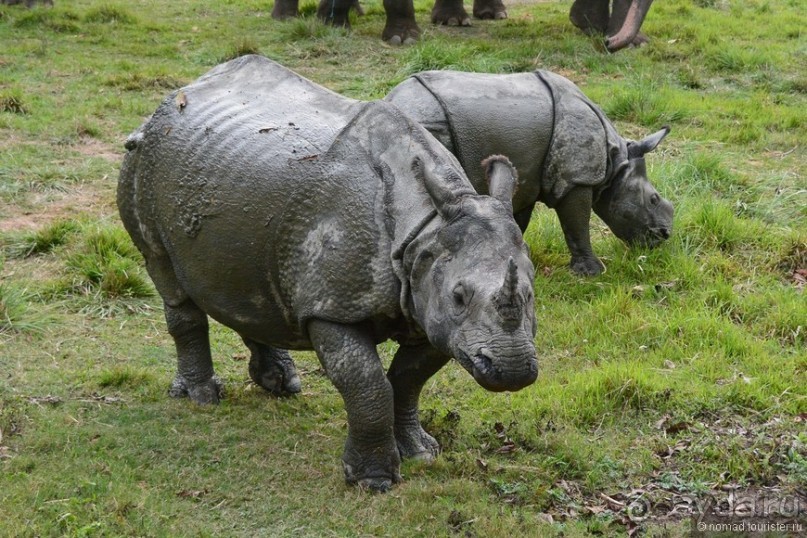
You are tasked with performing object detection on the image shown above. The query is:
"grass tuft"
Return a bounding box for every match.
[604,80,686,127]
[63,224,153,299]
[3,219,80,258]
[220,39,263,63]
[83,5,135,25]
[0,90,28,114]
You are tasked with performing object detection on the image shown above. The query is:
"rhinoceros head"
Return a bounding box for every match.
[407,155,538,392]
[594,127,674,248]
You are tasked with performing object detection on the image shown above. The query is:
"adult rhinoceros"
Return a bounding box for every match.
[118,55,538,491]
[385,69,673,276]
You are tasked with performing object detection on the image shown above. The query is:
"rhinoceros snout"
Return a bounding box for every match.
[460,349,538,392]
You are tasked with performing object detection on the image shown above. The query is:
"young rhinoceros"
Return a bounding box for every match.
[118,55,538,492]
[385,70,674,276]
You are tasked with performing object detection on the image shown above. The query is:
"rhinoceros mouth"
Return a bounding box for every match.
[456,348,536,392]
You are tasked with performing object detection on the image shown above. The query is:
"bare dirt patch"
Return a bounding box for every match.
[0,180,116,234]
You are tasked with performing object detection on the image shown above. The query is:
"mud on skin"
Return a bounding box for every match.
[118,55,538,492]
[385,69,674,276]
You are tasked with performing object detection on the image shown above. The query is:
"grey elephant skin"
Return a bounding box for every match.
[118,55,538,492]
[385,70,673,276]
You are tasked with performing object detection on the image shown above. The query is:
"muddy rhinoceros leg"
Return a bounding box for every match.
[555,188,606,276]
[387,344,450,461]
[163,297,223,405]
[309,319,401,492]
[431,0,471,26]
[272,0,300,19]
[472,0,507,20]
[242,338,301,396]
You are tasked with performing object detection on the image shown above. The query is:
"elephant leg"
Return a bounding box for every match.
[431,0,471,27]
[606,0,653,51]
[387,344,450,461]
[472,0,507,20]
[569,0,609,35]
[382,0,420,45]
[242,338,301,396]
[318,0,353,27]
[308,319,401,492]
[514,202,536,234]
[555,188,605,276]
[272,0,300,20]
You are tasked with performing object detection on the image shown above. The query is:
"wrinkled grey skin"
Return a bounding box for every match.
[385,70,673,276]
[118,55,538,492]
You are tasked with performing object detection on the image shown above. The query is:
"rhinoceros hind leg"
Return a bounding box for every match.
[431,0,471,26]
[164,299,222,405]
[243,338,301,396]
[472,0,507,20]
[387,344,450,461]
[309,319,401,492]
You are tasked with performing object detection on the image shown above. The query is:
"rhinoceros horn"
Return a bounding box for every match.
[495,257,523,325]
[627,126,670,159]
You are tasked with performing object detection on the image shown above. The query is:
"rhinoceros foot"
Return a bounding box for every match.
[343,437,402,493]
[169,374,223,405]
[247,345,302,396]
[395,424,440,462]
[570,256,606,276]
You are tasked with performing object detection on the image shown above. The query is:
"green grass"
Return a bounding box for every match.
[0,0,805,536]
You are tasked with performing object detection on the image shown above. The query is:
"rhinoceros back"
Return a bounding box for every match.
[386,71,553,213]
[119,56,403,348]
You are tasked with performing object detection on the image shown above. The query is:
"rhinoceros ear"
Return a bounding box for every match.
[413,156,468,219]
[627,126,670,159]
[481,155,518,210]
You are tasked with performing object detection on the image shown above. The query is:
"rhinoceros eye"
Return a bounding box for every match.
[453,283,465,307]
[650,193,660,206]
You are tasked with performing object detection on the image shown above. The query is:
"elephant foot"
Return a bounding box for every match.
[272,0,299,20]
[473,0,507,20]
[383,19,420,45]
[569,0,609,34]
[342,436,402,492]
[248,347,301,396]
[570,256,606,276]
[169,374,223,405]
[395,423,440,462]
[317,0,351,27]
[431,0,471,26]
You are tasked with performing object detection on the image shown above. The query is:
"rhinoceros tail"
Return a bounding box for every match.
[124,129,145,151]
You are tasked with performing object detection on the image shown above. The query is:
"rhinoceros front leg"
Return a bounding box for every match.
[164,299,223,405]
[242,338,301,396]
[308,319,401,492]
[555,188,606,276]
[387,343,450,461]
